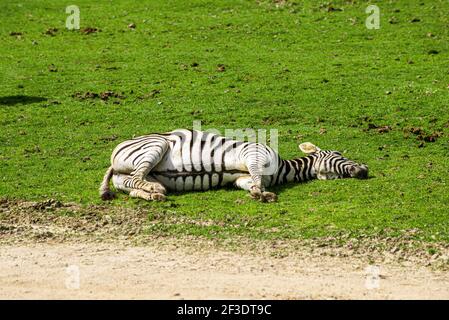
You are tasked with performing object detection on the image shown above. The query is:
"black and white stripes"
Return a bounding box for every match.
[100,129,368,202]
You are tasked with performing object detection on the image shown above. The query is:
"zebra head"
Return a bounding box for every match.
[299,142,369,180]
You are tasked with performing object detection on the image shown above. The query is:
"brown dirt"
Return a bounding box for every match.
[1,199,449,299]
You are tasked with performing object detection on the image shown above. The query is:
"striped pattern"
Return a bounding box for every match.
[274,151,353,184]
[111,129,279,192]
[100,129,367,201]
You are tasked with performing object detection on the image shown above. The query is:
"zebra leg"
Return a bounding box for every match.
[129,189,166,201]
[123,145,168,194]
[238,144,278,202]
[143,175,167,200]
[234,176,277,203]
[247,161,278,202]
[113,173,166,201]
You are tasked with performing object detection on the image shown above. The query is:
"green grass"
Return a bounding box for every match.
[1,0,448,243]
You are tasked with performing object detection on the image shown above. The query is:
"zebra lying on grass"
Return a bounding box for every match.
[99,129,368,202]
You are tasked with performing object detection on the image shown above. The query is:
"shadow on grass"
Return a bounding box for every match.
[0,95,47,106]
[270,175,375,194]
[151,175,376,201]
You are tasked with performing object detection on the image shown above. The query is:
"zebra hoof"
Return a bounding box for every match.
[249,188,262,200]
[154,186,167,194]
[142,184,166,194]
[260,192,277,203]
[250,193,260,200]
[151,193,166,201]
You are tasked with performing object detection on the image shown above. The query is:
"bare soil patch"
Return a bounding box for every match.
[1,199,449,299]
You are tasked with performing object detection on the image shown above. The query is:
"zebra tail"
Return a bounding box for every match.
[99,166,116,201]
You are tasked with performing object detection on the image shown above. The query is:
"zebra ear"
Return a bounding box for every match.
[299,142,321,154]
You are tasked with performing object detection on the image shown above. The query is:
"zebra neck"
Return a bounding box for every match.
[277,157,317,184]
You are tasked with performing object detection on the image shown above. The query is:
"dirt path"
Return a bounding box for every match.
[1,199,449,299]
[1,242,449,300]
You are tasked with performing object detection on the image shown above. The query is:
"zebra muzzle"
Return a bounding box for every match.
[350,164,369,179]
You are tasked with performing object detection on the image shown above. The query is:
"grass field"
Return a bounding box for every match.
[1,0,448,244]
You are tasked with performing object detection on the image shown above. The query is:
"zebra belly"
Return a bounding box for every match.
[150,171,248,192]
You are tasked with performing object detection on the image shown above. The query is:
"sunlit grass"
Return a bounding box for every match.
[0,0,448,242]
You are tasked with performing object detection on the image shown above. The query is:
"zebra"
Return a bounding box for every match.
[99,129,368,202]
